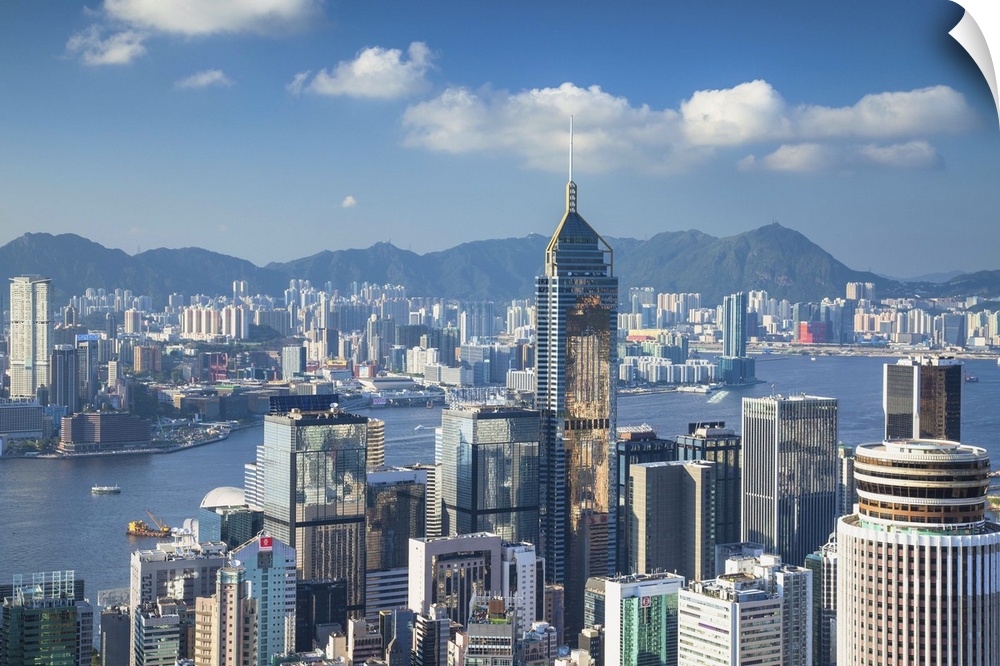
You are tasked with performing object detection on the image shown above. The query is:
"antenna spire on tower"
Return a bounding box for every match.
[567,116,577,213]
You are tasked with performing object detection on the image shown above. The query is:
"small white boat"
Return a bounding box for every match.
[92,485,121,495]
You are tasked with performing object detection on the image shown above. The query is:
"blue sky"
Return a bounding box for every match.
[0,0,997,278]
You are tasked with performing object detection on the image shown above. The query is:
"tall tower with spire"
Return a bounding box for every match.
[535,121,618,635]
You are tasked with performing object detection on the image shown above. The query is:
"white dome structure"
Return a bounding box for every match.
[200,486,246,509]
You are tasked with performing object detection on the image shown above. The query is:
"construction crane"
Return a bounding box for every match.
[146,509,168,532]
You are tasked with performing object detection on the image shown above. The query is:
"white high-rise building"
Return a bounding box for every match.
[837,439,1000,664]
[678,574,783,666]
[231,535,297,665]
[408,532,503,628]
[9,276,52,399]
[599,572,686,666]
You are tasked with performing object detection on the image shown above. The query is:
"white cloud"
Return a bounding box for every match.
[103,0,321,36]
[287,71,311,95]
[302,42,433,99]
[740,140,942,173]
[175,69,234,89]
[341,195,358,208]
[403,82,698,173]
[402,80,975,174]
[66,25,147,65]
[681,79,791,146]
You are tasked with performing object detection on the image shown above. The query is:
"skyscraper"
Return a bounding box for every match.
[9,276,52,399]
[717,291,756,385]
[50,344,79,412]
[837,438,1000,664]
[230,535,297,665]
[535,135,618,634]
[883,355,962,442]
[438,405,540,545]
[0,571,93,666]
[742,395,838,566]
[628,460,716,582]
[676,421,742,545]
[260,407,369,617]
[614,426,676,571]
[193,566,259,666]
[75,334,100,408]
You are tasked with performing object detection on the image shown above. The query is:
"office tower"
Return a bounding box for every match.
[717,291,756,386]
[804,535,838,666]
[543,584,566,646]
[675,421,741,544]
[379,607,416,666]
[8,276,53,399]
[577,625,603,666]
[0,571,93,666]
[412,605,450,666]
[294,580,347,652]
[198,487,264,550]
[439,406,540,545]
[837,439,1000,664]
[628,461,715,582]
[194,566,259,666]
[129,539,229,666]
[50,344,79,412]
[100,607,131,666]
[592,573,685,666]
[724,554,813,666]
[615,426,676,571]
[75,334,100,407]
[837,444,856,517]
[366,466,427,621]
[883,355,962,442]
[677,575,783,666]
[231,535,297,665]
[742,395,838,566]
[260,407,369,617]
[281,345,306,380]
[522,621,561,665]
[408,532,502,627]
[535,144,618,635]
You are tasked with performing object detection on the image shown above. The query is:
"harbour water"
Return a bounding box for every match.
[1,354,998,599]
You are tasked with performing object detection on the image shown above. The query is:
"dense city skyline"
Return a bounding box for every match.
[1,1,998,279]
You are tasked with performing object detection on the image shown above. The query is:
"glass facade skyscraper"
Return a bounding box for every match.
[439,406,540,546]
[883,355,962,442]
[261,408,369,617]
[535,167,618,635]
[742,395,838,567]
[676,421,742,545]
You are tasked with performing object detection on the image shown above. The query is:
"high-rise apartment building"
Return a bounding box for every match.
[535,153,618,634]
[837,439,1000,664]
[883,355,962,442]
[439,405,539,545]
[676,421,741,545]
[9,276,53,399]
[193,566,259,666]
[260,407,369,617]
[280,345,306,380]
[628,460,715,582]
[742,395,838,566]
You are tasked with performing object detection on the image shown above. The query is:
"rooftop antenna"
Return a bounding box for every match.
[567,116,577,213]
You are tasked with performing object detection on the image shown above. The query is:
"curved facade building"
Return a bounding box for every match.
[837,439,1000,665]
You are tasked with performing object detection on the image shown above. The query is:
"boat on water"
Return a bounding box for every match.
[127,510,171,537]
[676,385,712,394]
[91,485,121,494]
[965,372,980,383]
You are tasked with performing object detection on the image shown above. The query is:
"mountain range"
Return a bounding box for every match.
[1,225,997,307]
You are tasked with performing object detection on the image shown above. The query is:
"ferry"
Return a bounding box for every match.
[92,485,121,495]
[676,385,712,394]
